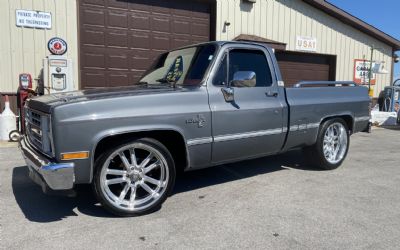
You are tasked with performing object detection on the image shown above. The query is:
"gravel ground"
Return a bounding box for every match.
[0,128,399,250]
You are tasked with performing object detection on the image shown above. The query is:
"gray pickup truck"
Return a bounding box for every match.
[20,41,370,216]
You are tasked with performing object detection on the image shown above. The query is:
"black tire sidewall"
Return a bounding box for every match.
[315,118,350,170]
[93,138,176,217]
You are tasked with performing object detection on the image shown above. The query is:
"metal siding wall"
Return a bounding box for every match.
[0,0,78,93]
[216,0,393,97]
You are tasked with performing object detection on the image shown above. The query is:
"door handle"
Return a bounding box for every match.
[266,91,278,97]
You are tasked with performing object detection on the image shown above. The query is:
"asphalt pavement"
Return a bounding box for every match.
[1,128,399,249]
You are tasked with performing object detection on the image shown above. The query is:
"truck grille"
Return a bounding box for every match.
[25,108,53,157]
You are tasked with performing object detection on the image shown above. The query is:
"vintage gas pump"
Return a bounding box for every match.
[381,86,400,112]
[17,74,34,133]
[42,37,74,94]
[8,73,35,141]
[43,55,74,94]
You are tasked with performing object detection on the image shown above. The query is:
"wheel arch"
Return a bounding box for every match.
[90,128,189,182]
[320,114,354,133]
[308,114,354,146]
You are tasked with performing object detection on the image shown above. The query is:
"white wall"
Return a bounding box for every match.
[0,0,78,93]
[216,0,394,97]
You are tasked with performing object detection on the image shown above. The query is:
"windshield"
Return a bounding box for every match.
[140,44,217,86]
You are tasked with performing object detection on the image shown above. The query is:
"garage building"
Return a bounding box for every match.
[1,0,399,112]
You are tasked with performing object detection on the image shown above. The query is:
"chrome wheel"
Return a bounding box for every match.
[99,143,169,212]
[323,122,348,164]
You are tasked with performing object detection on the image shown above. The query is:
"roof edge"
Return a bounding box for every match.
[303,0,400,51]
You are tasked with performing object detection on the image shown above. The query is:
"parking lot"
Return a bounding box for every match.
[1,127,400,249]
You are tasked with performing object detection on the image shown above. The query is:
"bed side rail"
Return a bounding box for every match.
[293,81,357,88]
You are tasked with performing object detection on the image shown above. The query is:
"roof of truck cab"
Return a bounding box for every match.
[173,41,272,51]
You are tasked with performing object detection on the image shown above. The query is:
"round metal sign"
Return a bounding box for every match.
[48,37,67,55]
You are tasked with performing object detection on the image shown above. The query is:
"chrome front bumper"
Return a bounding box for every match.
[19,137,75,191]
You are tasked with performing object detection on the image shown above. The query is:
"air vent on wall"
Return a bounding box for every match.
[243,0,257,3]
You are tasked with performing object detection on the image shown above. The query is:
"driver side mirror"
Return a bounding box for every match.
[230,71,256,87]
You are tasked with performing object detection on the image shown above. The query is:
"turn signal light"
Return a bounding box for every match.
[61,152,89,160]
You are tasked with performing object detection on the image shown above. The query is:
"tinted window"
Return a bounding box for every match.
[229,49,273,87]
[213,55,227,86]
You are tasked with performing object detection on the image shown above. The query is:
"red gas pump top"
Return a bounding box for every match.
[19,73,32,90]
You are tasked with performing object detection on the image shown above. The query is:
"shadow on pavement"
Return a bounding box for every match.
[173,149,318,194]
[12,149,316,223]
[12,166,115,222]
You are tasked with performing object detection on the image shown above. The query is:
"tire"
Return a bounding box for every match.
[304,118,350,170]
[93,138,176,216]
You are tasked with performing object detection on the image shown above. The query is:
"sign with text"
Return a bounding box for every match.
[16,9,52,29]
[354,59,376,85]
[296,36,317,52]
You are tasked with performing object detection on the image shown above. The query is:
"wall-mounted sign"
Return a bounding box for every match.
[16,9,52,29]
[296,36,317,52]
[353,59,376,85]
[48,37,68,55]
[372,61,388,74]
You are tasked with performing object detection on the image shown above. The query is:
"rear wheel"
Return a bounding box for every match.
[304,118,350,170]
[93,138,176,216]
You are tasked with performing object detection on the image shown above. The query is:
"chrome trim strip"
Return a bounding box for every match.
[187,122,324,146]
[307,123,320,129]
[214,128,283,143]
[355,116,370,122]
[298,124,307,130]
[289,122,320,132]
[187,137,213,147]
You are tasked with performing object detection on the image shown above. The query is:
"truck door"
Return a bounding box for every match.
[208,45,287,164]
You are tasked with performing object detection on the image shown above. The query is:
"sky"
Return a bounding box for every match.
[328,0,400,81]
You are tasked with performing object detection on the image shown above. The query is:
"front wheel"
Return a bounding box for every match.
[93,138,176,216]
[304,118,350,170]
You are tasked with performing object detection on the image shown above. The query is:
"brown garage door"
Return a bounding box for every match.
[79,0,211,89]
[275,51,336,88]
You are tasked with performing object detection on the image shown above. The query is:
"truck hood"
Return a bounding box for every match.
[26,84,182,113]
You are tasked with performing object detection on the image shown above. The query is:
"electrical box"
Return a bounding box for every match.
[43,55,74,94]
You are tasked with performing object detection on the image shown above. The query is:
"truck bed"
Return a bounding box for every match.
[283,83,370,150]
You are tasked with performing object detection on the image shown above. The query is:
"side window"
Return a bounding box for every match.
[213,55,227,86]
[229,49,273,87]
